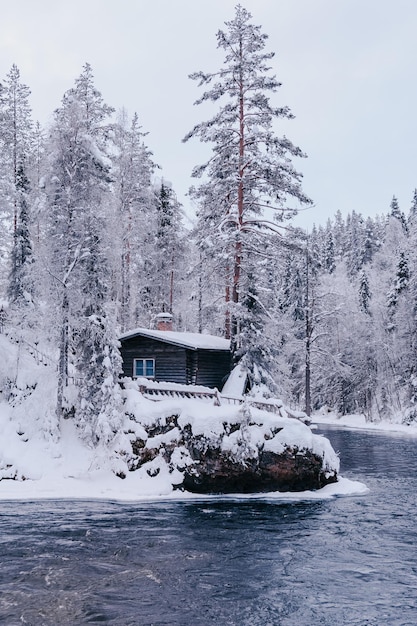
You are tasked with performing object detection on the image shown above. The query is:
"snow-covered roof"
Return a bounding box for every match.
[119,328,231,351]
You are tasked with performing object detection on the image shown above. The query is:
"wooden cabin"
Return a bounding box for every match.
[119,317,231,390]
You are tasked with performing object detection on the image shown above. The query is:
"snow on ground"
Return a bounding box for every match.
[312,410,417,436]
[0,333,367,502]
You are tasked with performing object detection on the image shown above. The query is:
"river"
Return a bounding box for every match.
[0,426,416,625]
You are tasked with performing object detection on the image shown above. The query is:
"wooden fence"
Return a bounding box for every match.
[135,382,307,420]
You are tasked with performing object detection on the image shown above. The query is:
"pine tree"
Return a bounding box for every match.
[184,4,311,373]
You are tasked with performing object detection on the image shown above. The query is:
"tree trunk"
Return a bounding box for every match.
[56,289,69,419]
[305,314,312,417]
[230,37,245,354]
[304,247,312,416]
[225,263,231,339]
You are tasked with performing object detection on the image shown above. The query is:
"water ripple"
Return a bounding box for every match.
[0,428,417,624]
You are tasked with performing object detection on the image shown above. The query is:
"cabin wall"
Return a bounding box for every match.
[196,350,231,390]
[120,335,232,389]
[120,336,187,384]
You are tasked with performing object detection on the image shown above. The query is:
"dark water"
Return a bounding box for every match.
[1,427,417,626]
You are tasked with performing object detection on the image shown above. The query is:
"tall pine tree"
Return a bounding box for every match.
[184,4,311,380]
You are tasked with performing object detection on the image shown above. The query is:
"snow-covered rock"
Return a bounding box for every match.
[123,381,339,493]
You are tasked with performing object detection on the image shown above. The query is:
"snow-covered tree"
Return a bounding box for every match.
[154,182,184,313]
[0,65,35,295]
[112,110,156,331]
[390,195,407,233]
[323,222,335,273]
[7,163,34,309]
[44,63,122,441]
[184,4,311,379]
[358,269,371,315]
[387,251,409,313]
[137,180,186,326]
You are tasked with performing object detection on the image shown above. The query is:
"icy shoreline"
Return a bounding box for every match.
[0,473,368,503]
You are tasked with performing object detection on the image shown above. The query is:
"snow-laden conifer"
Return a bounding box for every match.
[137,180,186,326]
[184,5,311,377]
[112,110,157,331]
[7,163,34,309]
[0,65,35,295]
[44,63,123,441]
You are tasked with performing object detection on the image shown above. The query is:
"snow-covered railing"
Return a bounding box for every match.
[5,331,57,367]
[131,378,221,403]
[132,378,308,423]
[135,381,309,423]
[221,395,282,415]
[221,396,310,423]
[20,340,57,367]
[139,384,218,402]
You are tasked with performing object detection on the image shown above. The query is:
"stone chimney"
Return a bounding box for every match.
[155,312,173,331]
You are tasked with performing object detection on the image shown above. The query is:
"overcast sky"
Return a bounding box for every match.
[2,0,417,229]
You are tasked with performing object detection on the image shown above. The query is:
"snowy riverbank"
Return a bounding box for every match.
[1,395,366,502]
[312,411,417,436]
[0,405,367,504]
[0,334,370,502]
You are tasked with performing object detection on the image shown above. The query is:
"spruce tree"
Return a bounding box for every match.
[387,251,409,313]
[408,189,417,227]
[358,269,371,315]
[0,65,34,295]
[44,64,123,442]
[7,163,33,307]
[153,180,185,317]
[390,195,408,233]
[113,110,156,331]
[324,224,335,274]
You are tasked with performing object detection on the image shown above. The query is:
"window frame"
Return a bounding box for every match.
[133,357,155,379]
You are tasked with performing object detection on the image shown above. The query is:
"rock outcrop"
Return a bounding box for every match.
[181,446,336,494]
[126,402,339,494]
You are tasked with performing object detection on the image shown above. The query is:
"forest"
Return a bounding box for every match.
[1,5,416,451]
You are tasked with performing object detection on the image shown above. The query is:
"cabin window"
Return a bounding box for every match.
[133,358,155,378]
